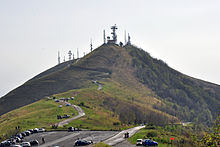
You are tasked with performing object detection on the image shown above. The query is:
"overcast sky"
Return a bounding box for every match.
[0,0,220,97]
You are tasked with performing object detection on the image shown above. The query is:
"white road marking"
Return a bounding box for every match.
[39,132,80,147]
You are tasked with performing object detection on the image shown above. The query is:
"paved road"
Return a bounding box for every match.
[23,131,118,147]
[104,125,145,146]
[92,80,103,90]
[56,101,85,127]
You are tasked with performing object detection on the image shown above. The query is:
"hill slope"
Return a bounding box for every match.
[0,44,219,125]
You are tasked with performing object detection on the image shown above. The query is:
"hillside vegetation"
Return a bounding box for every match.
[0,43,219,130]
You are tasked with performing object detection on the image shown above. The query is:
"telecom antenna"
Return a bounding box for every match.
[90,39,93,52]
[68,50,72,61]
[127,33,131,45]
[77,48,79,59]
[111,24,118,44]
[58,51,60,64]
[124,30,127,44]
[72,52,75,60]
[103,30,106,44]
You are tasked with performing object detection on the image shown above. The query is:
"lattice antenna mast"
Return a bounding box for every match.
[77,48,79,59]
[124,30,127,44]
[58,51,60,64]
[103,30,106,44]
[127,33,131,45]
[68,50,72,61]
[90,39,93,52]
[111,24,118,44]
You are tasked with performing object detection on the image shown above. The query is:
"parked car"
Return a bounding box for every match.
[66,104,70,106]
[68,127,74,132]
[28,129,34,134]
[10,145,22,147]
[0,140,11,147]
[74,140,93,146]
[33,128,39,133]
[136,139,143,146]
[38,128,46,132]
[20,142,31,147]
[21,132,26,137]
[30,139,39,146]
[24,131,31,136]
[63,114,70,118]
[142,139,158,146]
[57,115,62,119]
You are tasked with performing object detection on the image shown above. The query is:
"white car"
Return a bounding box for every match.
[136,139,143,146]
[38,128,46,132]
[20,142,31,147]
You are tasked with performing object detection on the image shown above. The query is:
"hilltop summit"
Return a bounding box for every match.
[0,43,219,125]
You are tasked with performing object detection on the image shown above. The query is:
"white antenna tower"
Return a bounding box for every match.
[77,48,79,59]
[103,30,106,44]
[68,50,72,61]
[124,30,127,44]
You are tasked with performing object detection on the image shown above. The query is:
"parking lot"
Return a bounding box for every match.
[23,131,119,147]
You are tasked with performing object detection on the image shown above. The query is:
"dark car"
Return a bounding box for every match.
[30,139,39,146]
[21,132,26,137]
[0,140,11,147]
[68,127,75,132]
[74,140,93,146]
[63,114,70,118]
[142,139,158,146]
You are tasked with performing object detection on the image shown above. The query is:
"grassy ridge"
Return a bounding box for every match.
[0,98,77,140]
[128,124,197,147]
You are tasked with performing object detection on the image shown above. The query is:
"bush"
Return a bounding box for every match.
[146,131,158,138]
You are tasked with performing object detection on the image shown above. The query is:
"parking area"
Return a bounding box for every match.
[23,131,119,147]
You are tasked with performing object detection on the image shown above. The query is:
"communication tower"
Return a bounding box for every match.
[58,51,60,64]
[68,50,72,61]
[127,33,131,45]
[107,24,118,44]
[90,39,93,52]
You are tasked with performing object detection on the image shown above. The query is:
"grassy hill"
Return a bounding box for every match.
[0,43,219,133]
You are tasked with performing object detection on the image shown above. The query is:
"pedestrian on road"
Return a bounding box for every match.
[42,137,45,144]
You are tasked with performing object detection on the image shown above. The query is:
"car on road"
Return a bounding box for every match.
[30,139,39,146]
[136,139,143,146]
[74,140,93,146]
[20,142,31,147]
[142,139,158,146]
[33,128,39,133]
[63,114,70,118]
[38,128,46,132]
[10,145,22,147]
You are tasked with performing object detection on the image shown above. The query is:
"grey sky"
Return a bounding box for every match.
[0,0,220,97]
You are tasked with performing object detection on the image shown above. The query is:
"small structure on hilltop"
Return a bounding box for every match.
[68,50,72,61]
[58,51,61,64]
[127,33,131,45]
[107,24,118,44]
[90,39,93,52]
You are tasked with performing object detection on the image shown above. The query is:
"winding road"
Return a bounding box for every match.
[104,125,145,146]
[56,101,85,127]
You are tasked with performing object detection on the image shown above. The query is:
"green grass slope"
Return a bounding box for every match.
[0,43,219,128]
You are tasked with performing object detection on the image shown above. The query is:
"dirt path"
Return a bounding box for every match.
[104,125,145,146]
[56,101,85,127]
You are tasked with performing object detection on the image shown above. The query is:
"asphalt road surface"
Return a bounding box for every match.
[104,125,145,146]
[23,131,118,147]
